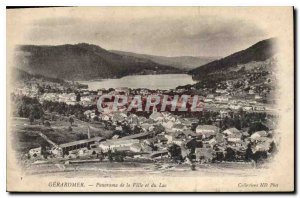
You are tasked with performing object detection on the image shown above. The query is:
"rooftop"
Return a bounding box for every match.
[196,125,219,131]
[119,132,153,140]
[59,136,104,148]
[223,127,240,135]
[101,139,140,146]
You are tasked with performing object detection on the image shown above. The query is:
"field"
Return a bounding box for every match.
[9,116,113,154]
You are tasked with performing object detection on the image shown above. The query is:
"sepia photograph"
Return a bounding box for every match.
[6,6,294,192]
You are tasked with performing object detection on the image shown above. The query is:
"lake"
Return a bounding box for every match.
[78,74,197,90]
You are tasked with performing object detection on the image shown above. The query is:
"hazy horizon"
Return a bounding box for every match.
[9,7,270,57]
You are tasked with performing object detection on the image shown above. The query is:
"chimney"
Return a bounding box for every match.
[87,126,91,139]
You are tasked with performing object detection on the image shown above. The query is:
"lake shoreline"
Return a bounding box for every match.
[77,74,197,91]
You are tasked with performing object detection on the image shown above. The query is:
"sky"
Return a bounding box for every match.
[8,7,271,57]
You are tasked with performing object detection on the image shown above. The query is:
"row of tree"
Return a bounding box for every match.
[168,141,277,164]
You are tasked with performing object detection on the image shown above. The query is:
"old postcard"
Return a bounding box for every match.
[6,7,294,192]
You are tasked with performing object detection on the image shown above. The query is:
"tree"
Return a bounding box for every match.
[224,147,236,161]
[44,121,51,127]
[233,117,242,130]
[187,151,195,163]
[168,144,183,162]
[245,144,254,161]
[191,164,196,171]
[237,107,244,117]
[214,151,224,162]
[268,141,277,154]
[153,124,164,134]
[114,151,126,162]
[107,149,113,162]
[76,93,81,102]
[149,143,158,151]
[248,122,268,135]
[38,86,45,95]
[252,151,268,163]
[30,104,44,119]
[76,133,88,140]
[69,117,74,126]
[41,145,50,159]
[185,139,199,153]
[97,150,104,161]
[238,108,245,127]
[77,112,86,121]
[14,96,43,119]
[68,126,73,132]
[133,126,142,134]
[213,146,224,162]
[122,125,131,136]
[40,116,45,125]
[222,116,235,129]
[93,116,100,122]
[29,113,34,125]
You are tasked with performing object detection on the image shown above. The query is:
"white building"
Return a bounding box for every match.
[250,131,268,142]
[29,147,42,157]
[215,96,230,103]
[149,111,164,122]
[98,139,140,152]
[195,125,219,139]
[223,128,241,138]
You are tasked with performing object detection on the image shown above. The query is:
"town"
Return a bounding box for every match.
[10,66,278,171]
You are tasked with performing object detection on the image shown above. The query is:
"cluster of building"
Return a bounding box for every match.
[203,94,271,112]
[15,75,276,164]
[12,75,275,116]
[13,82,40,98]
[28,108,276,164]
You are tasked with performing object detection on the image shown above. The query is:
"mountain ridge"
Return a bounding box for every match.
[14,43,183,81]
[110,50,219,70]
[188,38,278,80]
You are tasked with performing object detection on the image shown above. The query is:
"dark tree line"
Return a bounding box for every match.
[12,95,44,121]
[12,94,96,123]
